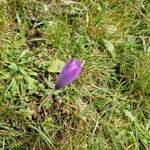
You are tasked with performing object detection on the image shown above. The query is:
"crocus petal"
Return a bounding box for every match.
[55,67,82,89]
[59,59,74,77]
[55,59,84,89]
[76,60,84,67]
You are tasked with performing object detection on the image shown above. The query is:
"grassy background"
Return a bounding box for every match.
[0,0,150,149]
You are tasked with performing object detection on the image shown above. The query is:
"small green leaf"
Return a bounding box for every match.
[19,67,38,91]
[19,49,29,59]
[9,63,18,72]
[44,89,53,96]
[0,71,11,79]
[4,78,17,98]
[16,12,21,28]
[17,108,34,119]
[105,24,117,34]
[103,39,115,57]
[42,100,52,110]
[47,59,65,73]
[27,69,38,76]
[124,110,135,122]
[10,78,18,94]
[19,80,26,96]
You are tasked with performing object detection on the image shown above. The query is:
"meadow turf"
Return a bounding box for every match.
[0,0,150,149]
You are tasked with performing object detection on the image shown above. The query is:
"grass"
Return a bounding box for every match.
[0,0,150,149]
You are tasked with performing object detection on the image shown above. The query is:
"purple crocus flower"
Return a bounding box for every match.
[55,59,84,89]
